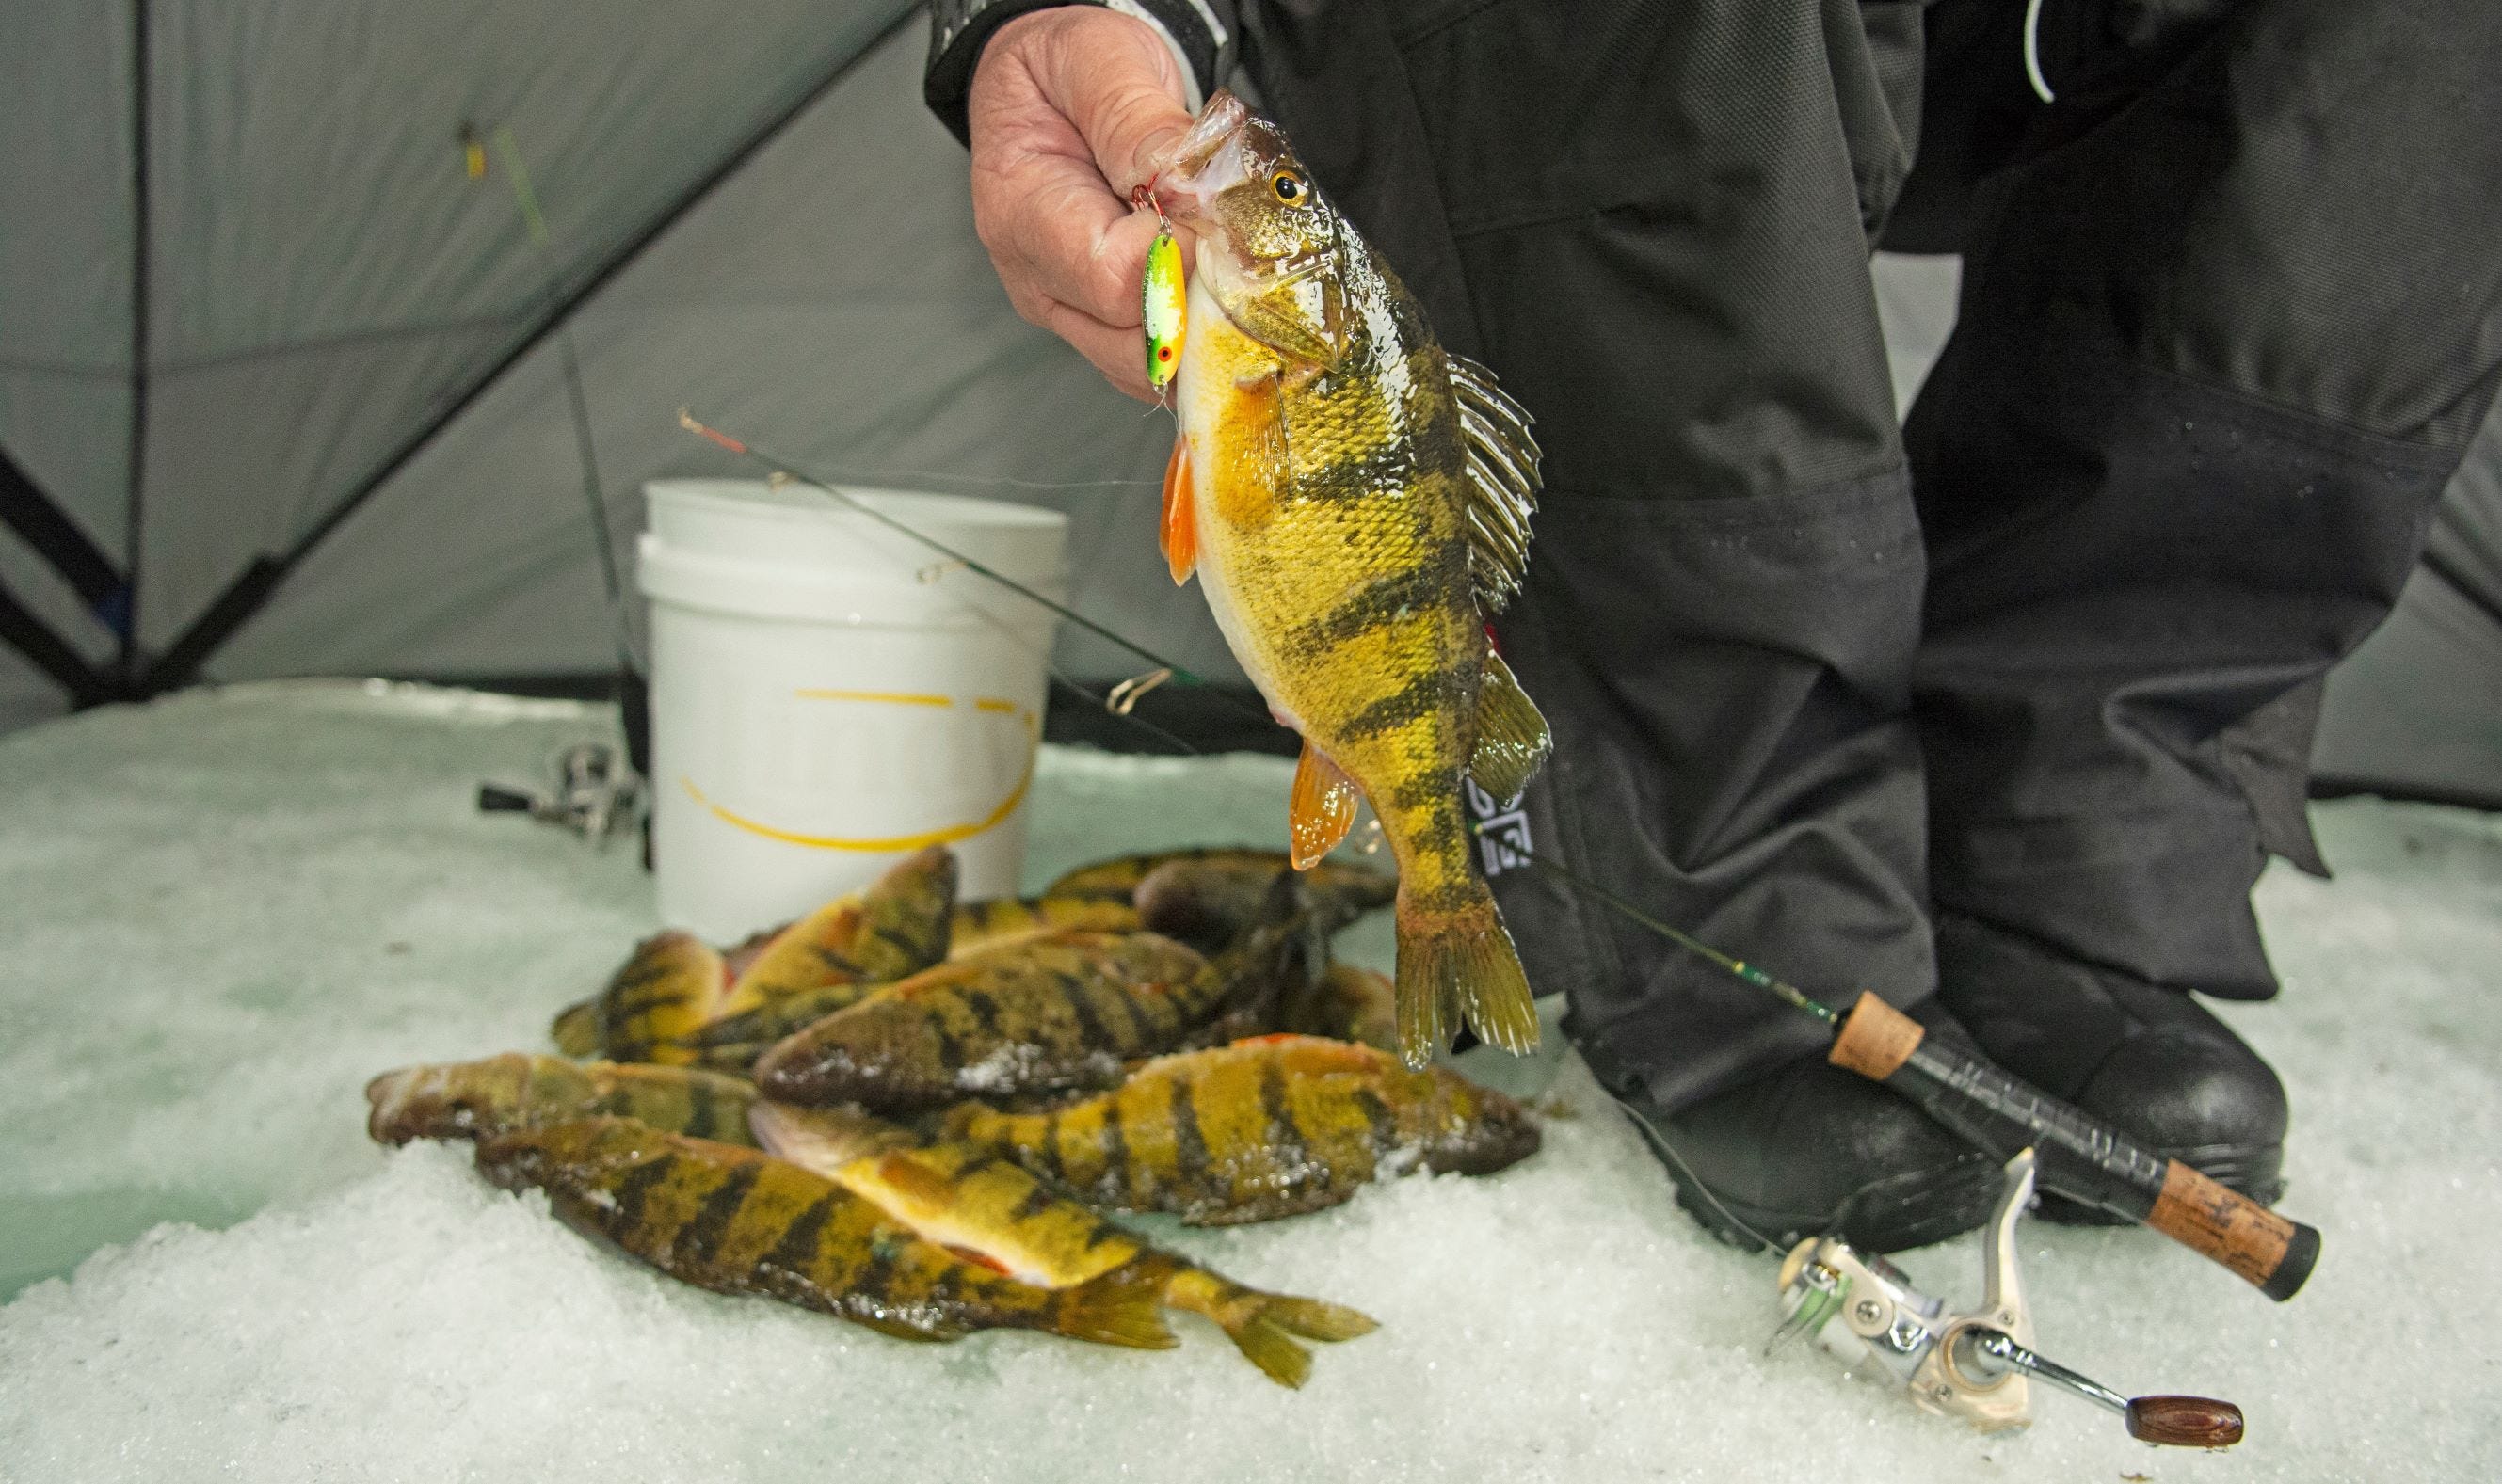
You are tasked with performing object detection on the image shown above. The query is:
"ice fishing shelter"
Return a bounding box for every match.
[0,0,1232,740]
[2,2,2496,803]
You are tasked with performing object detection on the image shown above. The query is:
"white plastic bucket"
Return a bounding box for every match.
[637,479,1067,942]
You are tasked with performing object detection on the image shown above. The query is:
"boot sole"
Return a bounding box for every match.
[1671,1150,2004,1254]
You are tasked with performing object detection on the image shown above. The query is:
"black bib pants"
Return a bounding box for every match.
[1229,0,2502,1111]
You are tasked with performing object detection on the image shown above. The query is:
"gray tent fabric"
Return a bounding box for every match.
[205,14,1239,692]
[0,6,2491,809]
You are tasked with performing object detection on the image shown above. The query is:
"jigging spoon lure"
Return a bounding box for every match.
[1138,189,1186,400]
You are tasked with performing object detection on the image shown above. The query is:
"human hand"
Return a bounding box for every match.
[969,8,1195,403]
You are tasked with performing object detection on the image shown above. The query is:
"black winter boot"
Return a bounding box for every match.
[1628,1003,2002,1254]
[1932,913,2287,1222]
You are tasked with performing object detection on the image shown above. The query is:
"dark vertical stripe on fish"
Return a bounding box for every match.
[1259,1061,1311,1176]
[609,1152,682,1236]
[762,1192,839,1277]
[848,1234,904,1310]
[685,1076,722,1140]
[810,946,866,977]
[1010,1181,1059,1221]
[1126,976,1183,1040]
[1056,969,1122,1049]
[1354,1088,1400,1156]
[1037,1110,1068,1180]
[1100,1095,1131,1205]
[1342,670,1450,741]
[1169,1076,1211,1187]
[1292,565,1444,653]
[930,1013,966,1073]
[680,1163,761,1264]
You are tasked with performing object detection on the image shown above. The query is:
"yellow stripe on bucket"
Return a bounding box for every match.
[682,705,1038,854]
[794,688,953,708]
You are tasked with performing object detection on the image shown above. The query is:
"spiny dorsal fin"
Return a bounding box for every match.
[1468,645,1551,808]
[1450,354,1541,614]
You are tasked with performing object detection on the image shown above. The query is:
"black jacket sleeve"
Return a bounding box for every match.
[925,0,1235,147]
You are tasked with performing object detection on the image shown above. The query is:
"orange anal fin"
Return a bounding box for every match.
[1289,742,1360,870]
[1161,436,1196,584]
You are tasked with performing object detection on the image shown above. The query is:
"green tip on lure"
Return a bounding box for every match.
[1143,224,1186,393]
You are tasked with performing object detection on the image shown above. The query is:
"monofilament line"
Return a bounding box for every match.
[677,409,1274,730]
[1475,830,1839,1030]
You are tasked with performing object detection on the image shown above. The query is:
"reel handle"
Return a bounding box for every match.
[2128,1395,2247,1448]
[1831,993,2318,1301]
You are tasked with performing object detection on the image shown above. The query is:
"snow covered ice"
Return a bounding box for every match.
[4,680,2499,1481]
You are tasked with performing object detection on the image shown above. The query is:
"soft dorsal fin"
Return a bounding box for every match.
[1449,354,1541,614]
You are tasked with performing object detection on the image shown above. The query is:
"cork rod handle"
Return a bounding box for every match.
[1830,992,2319,1300]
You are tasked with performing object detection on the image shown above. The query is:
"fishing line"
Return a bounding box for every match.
[680,410,1274,731]
[1608,1091,1784,1255]
[1496,846,1838,1030]
[477,123,638,672]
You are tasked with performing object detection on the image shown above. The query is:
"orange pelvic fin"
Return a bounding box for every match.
[1288,742,1360,870]
[1161,435,1196,584]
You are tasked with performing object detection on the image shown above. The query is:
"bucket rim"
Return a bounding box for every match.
[644,477,1070,533]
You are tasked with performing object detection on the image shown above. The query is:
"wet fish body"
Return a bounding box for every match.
[366,1052,759,1146]
[1132,854,1393,949]
[1278,963,1398,1051]
[948,895,1143,958]
[752,930,1224,1110]
[554,847,957,1068]
[473,1116,1174,1348]
[753,1104,1375,1387]
[1153,94,1551,1067]
[942,1034,1540,1224]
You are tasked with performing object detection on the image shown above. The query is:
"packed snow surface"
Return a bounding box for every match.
[3,681,2497,1481]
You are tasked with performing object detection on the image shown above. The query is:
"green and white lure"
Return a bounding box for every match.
[1143,223,1187,396]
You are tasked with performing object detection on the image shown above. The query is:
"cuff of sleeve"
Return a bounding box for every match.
[923,0,1226,149]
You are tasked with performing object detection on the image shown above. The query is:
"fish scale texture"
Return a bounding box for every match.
[3,679,2500,1481]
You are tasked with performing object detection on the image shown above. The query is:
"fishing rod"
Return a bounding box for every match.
[669,410,2316,1305]
[1507,847,2318,1303]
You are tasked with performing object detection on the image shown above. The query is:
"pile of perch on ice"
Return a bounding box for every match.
[365,845,1543,1386]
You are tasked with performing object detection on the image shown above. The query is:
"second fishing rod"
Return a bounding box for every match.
[677,412,2318,1303]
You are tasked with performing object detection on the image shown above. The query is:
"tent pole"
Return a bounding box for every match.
[122,0,152,687]
[139,2,922,696]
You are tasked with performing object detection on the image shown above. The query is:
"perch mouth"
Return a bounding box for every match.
[1146,90,1251,227]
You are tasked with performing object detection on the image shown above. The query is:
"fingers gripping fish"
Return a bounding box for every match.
[1147,92,1552,1068]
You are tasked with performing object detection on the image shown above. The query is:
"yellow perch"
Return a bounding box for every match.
[365,1052,759,1145]
[753,1104,1375,1387]
[553,846,957,1067]
[943,1034,1540,1225]
[1151,93,1551,1067]
[753,930,1237,1111]
[473,1116,1176,1348]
